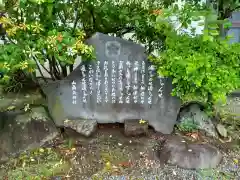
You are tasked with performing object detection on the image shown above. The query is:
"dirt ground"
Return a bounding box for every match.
[1,124,240,180]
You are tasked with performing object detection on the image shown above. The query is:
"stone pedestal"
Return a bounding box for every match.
[124,119,148,136]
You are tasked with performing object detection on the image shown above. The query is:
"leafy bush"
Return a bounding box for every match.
[150,7,240,108]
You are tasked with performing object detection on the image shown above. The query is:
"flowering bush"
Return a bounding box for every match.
[0,0,170,91]
[0,0,94,90]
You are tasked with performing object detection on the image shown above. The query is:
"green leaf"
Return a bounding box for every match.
[47,4,53,19]
[209,29,219,36]
[135,20,139,27]
[198,22,205,26]
[223,21,232,29]
[203,35,209,42]
[207,23,219,29]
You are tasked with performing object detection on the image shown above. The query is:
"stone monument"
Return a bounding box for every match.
[44,33,181,134]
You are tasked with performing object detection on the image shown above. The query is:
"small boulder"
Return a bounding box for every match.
[216,124,228,138]
[124,119,148,136]
[63,119,97,137]
[0,106,59,162]
[215,94,240,124]
[157,136,222,169]
[178,103,218,137]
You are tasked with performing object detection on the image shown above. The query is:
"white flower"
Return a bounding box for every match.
[24,47,40,58]
[42,49,47,54]
[148,65,155,71]
[12,39,17,44]
[66,47,77,56]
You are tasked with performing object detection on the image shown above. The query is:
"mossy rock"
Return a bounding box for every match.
[0,90,46,112]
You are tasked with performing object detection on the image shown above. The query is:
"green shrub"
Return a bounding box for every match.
[150,31,240,107]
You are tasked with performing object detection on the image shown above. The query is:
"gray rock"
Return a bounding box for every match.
[0,87,45,112]
[215,94,240,123]
[63,119,97,137]
[0,106,59,162]
[44,33,181,135]
[124,119,148,136]
[216,124,228,138]
[158,136,222,169]
[178,104,218,137]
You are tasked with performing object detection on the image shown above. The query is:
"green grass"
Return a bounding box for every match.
[1,147,70,179]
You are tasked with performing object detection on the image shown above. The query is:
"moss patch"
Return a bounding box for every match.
[1,147,70,179]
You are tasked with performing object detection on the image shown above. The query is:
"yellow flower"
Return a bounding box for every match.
[139,119,147,124]
[28,68,35,73]
[75,30,86,40]
[0,17,12,28]
[3,62,10,70]
[6,27,17,37]
[74,40,84,50]
[47,36,57,45]
[18,23,28,31]
[20,61,29,70]
[30,22,43,33]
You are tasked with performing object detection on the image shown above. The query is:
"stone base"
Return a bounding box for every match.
[124,119,148,136]
[63,119,97,137]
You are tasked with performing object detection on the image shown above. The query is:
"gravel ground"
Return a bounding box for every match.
[47,126,240,180]
[1,125,239,180]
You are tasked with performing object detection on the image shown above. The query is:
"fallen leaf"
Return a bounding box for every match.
[65,174,71,178]
[64,119,70,123]
[119,161,132,168]
[39,148,44,153]
[173,170,177,175]
[139,119,147,124]
[233,158,238,164]
[7,106,15,110]
[105,161,112,170]
[186,132,199,140]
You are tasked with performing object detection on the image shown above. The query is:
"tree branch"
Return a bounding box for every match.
[72,0,81,34]
[32,55,47,83]
[52,56,61,80]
